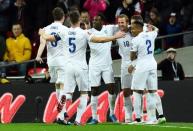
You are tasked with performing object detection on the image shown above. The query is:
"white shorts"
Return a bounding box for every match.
[89,65,115,87]
[49,66,65,84]
[121,66,132,89]
[64,63,89,93]
[131,69,158,91]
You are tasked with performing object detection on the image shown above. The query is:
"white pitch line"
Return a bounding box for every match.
[146,125,193,130]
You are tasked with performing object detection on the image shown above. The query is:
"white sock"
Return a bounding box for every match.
[75,94,88,123]
[124,96,132,122]
[55,87,60,102]
[91,95,98,120]
[108,93,116,115]
[146,93,156,121]
[155,93,163,116]
[133,92,142,119]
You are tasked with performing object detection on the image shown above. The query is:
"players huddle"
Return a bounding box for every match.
[36,7,166,125]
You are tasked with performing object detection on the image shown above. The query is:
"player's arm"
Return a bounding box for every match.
[35,36,46,63]
[38,28,56,42]
[128,51,137,73]
[144,23,159,33]
[90,31,125,43]
[130,51,137,61]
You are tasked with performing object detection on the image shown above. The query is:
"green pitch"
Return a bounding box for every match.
[1,123,193,131]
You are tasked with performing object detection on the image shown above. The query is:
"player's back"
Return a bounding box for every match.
[45,22,68,67]
[65,27,88,68]
[132,31,158,72]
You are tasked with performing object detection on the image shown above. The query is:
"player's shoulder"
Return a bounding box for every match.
[132,34,141,42]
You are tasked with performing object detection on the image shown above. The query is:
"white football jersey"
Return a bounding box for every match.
[131,31,158,72]
[58,27,92,69]
[88,25,118,66]
[117,31,133,67]
[44,22,68,67]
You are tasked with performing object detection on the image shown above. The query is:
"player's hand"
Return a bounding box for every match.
[38,28,45,36]
[35,56,43,64]
[146,24,153,32]
[114,31,126,39]
[128,65,135,73]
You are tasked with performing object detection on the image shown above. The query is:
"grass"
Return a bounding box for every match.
[0,123,193,131]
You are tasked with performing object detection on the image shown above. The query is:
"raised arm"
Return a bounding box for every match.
[144,23,159,33]
[90,31,125,43]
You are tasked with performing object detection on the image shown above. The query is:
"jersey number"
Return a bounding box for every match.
[123,41,129,47]
[146,40,153,54]
[69,37,76,53]
[50,32,58,47]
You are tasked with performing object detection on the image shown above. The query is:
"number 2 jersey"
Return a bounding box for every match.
[44,22,68,67]
[131,31,158,72]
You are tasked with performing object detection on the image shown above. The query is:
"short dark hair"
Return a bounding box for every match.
[12,22,22,28]
[52,7,64,21]
[80,9,88,14]
[69,10,80,24]
[97,12,106,22]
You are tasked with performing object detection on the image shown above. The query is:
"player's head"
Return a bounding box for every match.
[131,15,143,24]
[52,7,65,23]
[69,10,80,25]
[130,20,144,37]
[12,22,22,37]
[80,9,90,23]
[117,14,129,32]
[92,13,105,31]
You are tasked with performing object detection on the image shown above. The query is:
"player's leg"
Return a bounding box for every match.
[48,67,60,101]
[57,64,75,125]
[89,87,99,124]
[145,70,159,124]
[102,65,117,122]
[88,66,101,124]
[155,94,166,124]
[121,67,133,123]
[131,71,148,123]
[56,67,67,113]
[74,67,89,125]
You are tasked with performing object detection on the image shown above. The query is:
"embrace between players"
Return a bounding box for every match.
[36,7,166,126]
